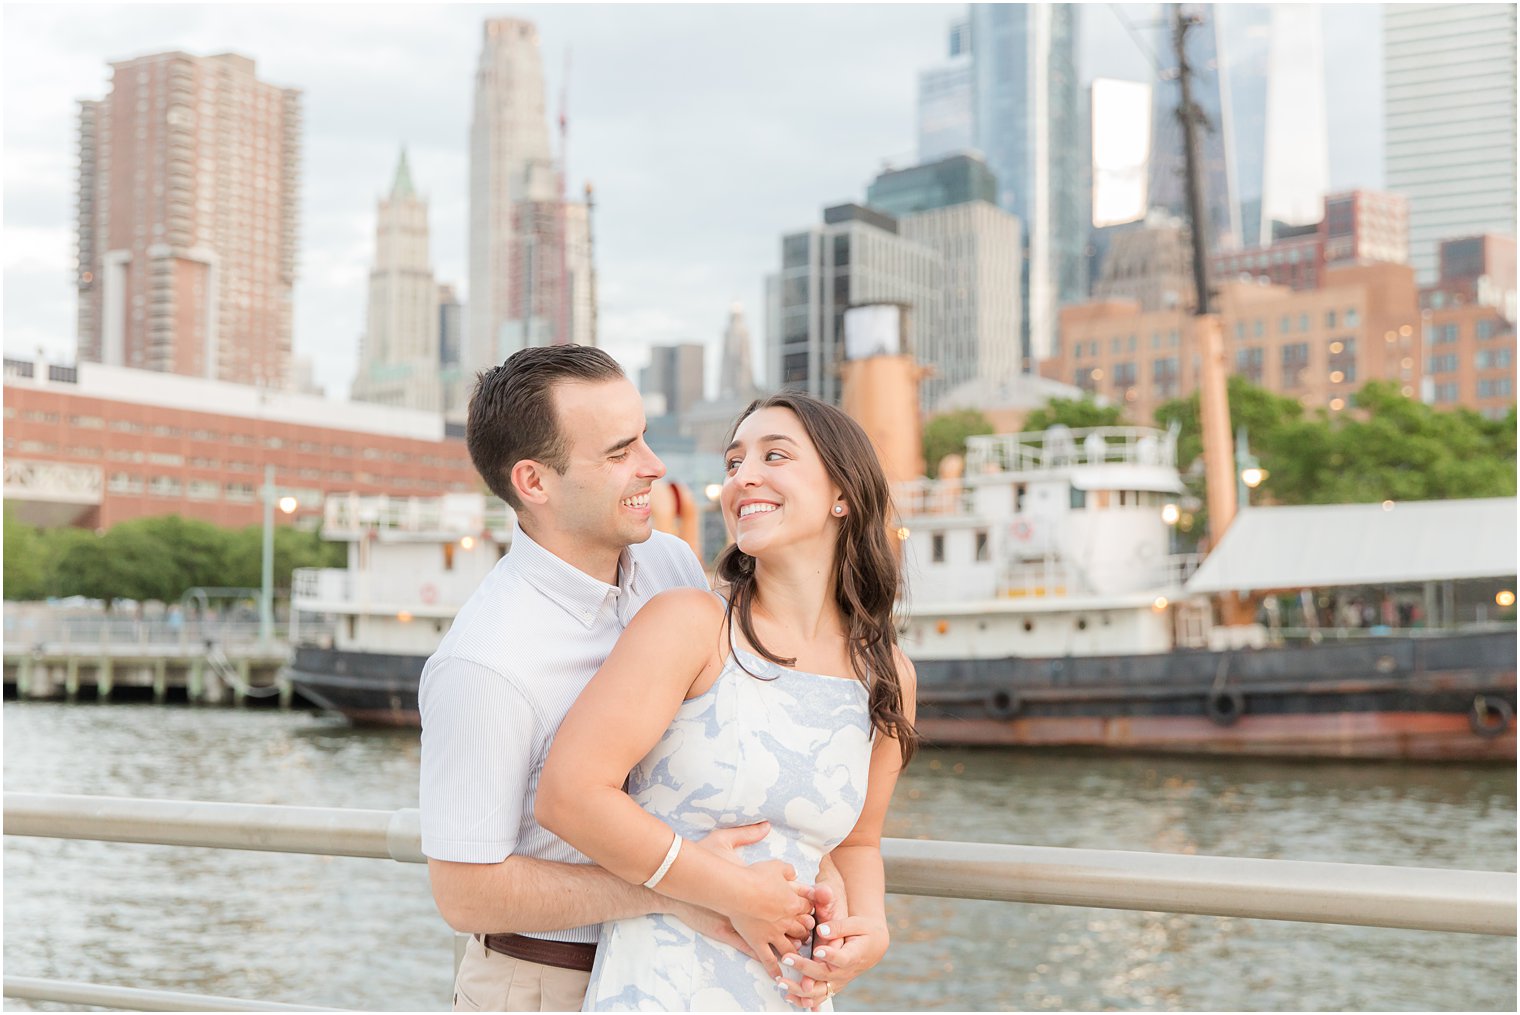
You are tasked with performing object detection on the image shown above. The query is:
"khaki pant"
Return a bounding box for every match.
[452,934,592,1012]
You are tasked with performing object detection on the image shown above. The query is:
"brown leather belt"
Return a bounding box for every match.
[476,933,597,973]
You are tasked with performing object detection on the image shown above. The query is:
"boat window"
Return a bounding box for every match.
[443,542,455,571]
[975,530,989,562]
[932,533,945,563]
[1070,486,1086,509]
[1014,483,1026,512]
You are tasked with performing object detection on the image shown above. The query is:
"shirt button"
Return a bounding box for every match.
[582,611,593,622]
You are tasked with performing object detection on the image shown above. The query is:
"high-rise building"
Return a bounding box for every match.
[1089,78,1152,230]
[917,18,975,163]
[76,51,301,389]
[351,150,441,412]
[438,283,463,368]
[641,344,706,419]
[1258,5,1329,241]
[1092,212,1192,313]
[867,154,1023,409]
[770,204,941,404]
[1385,4,1518,282]
[1148,4,1238,252]
[718,303,758,401]
[865,153,998,217]
[969,3,1084,365]
[1216,4,1271,247]
[468,18,554,372]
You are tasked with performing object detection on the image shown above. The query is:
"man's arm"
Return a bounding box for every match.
[428,855,669,933]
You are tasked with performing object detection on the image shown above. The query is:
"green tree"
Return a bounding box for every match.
[922,409,995,477]
[1021,397,1128,433]
[3,508,46,600]
[1154,376,1517,508]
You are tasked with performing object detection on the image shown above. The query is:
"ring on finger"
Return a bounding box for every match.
[825,984,838,1001]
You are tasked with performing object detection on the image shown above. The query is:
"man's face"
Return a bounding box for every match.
[537,377,666,553]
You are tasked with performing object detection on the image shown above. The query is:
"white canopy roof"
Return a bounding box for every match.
[1185,498,1518,594]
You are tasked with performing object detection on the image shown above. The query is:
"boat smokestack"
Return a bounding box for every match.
[837,302,929,485]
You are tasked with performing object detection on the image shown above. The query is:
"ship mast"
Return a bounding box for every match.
[1175,6,1252,625]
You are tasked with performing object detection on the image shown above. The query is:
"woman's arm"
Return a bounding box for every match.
[782,651,917,1008]
[535,588,813,977]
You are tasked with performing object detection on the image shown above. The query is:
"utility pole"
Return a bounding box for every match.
[1175,5,1250,625]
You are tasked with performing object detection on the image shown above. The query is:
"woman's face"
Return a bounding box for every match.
[721,406,844,560]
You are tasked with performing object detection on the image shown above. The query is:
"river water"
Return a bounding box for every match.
[4,701,1514,1012]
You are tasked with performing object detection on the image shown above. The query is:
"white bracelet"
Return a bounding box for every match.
[643,833,683,889]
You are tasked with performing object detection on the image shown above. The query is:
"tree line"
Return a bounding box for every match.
[923,378,1517,506]
[3,512,344,604]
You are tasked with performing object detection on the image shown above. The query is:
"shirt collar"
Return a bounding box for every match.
[507,522,640,629]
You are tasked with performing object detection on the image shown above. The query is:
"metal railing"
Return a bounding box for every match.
[5,792,1515,1011]
[965,426,1179,474]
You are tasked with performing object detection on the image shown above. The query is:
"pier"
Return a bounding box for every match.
[2,615,291,707]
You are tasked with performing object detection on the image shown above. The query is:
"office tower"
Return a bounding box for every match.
[1216,4,1271,247]
[468,18,554,372]
[771,204,941,404]
[969,3,1084,365]
[352,150,442,412]
[1385,4,1518,282]
[76,51,301,388]
[1259,5,1329,240]
[438,282,463,367]
[1092,212,1193,313]
[918,17,975,162]
[564,201,594,346]
[642,344,706,418]
[1148,4,1238,253]
[867,154,1023,409]
[719,303,758,401]
[1090,78,1153,229]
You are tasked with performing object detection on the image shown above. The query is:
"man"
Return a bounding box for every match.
[419,346,816,1012]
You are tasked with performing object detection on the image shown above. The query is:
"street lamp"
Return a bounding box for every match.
[260,464,298,644]
[1236,427,1268,509]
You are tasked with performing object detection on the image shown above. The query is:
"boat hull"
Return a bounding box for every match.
[288,632,1517,760]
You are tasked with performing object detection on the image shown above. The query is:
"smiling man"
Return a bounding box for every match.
[419,345,813,1012]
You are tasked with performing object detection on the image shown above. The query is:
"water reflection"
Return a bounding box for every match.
[4,704,1514,1012]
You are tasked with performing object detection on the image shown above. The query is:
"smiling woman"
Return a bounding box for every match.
[536,391,919,1011]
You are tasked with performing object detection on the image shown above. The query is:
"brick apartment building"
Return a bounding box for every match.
[3,359,480,531]
[1046,262,1426,424]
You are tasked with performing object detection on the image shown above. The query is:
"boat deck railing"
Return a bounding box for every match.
[4,792,1514,1012]
[322,492,516,540]
[966,426,1178,474]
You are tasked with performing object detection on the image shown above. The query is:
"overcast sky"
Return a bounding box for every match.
[2,3,1382,400]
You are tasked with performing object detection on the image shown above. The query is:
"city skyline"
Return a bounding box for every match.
[5,4,1383,400]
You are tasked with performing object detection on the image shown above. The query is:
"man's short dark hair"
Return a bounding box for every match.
[466,345,625,510]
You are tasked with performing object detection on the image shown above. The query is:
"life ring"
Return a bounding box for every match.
[420,583,439,605]
[1011,520,1034,542]
[985,689,1021,720]
[1468,695,1513,738]
[1205,688,1245,727]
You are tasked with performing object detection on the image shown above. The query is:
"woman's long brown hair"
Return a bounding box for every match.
[715,392,918,765]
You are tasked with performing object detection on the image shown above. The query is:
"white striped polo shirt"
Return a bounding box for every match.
[418,522,710,944]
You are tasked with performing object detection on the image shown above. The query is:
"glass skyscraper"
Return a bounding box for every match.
[1148,3,1239,254]
[969,3,1084,365]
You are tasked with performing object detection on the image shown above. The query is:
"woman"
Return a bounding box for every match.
[537,392,917,1011]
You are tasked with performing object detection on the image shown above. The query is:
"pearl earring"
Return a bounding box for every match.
[833,505,845,515]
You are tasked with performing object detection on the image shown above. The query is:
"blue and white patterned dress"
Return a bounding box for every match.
[583,646,873,1012]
